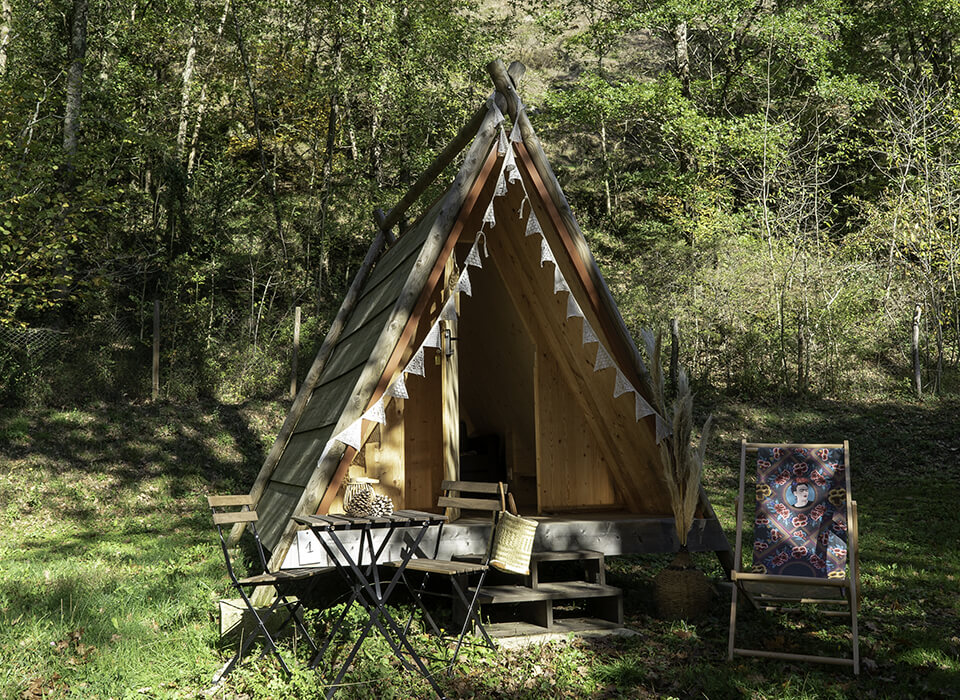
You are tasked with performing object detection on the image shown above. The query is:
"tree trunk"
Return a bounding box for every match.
[912,302,922,398]
[63,0,88,179]
[187,0,231,179]
[176,28,197,161]
[670,318,680,397]
[0,0,11,77]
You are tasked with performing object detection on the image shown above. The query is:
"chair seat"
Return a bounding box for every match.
[385,558,487,575]
[238,566,332,587]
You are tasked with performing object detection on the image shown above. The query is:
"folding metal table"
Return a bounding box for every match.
[292,510,448,699]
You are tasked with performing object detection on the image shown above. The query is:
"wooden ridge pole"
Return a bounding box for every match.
[229,229,389,546]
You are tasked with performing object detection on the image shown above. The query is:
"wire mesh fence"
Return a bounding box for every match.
[0,304,314,406]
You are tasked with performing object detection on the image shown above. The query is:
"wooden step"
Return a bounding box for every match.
[536,581,621,600]
[472,581,621,604]
[531,549,603,563]
[485,617,624,639]
[473,585,553,604]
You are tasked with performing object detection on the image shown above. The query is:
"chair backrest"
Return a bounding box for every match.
[437,480,506,514]
[749,444,850,579]
[208,495,269,581]
[437,480,507,563]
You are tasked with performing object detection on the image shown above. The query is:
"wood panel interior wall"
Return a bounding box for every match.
[456,240,537,510]
[403,287,446,512]
[535,352,622,509]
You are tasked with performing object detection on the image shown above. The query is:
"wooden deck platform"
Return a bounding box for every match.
[281,513,729,569]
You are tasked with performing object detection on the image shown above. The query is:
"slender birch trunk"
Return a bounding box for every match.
[176,28,197,161]
[63,0,88,179]
[0,0,11,77]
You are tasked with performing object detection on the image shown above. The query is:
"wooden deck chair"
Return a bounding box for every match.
[728,441,860,674]
[386,480,506,668]
[208,495,325,682]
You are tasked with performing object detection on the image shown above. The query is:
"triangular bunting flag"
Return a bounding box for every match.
[439,296,458,322]
[553,267,569,294]
[540,237,555,267]
[362,399,386,425]
[635,393,655,421]
[333,418,363,450]
[525,210,542,236]
[464,241,483,269]
[613,369,634,398]
[582,320,598,345]
[422,322,442,349]
[317,440,334,466]
[655,415,672,444]
[457,268,472,297]
[489,95,504,127]
[386,374,409,400]
[509,117,523,143]
[566,295,584,319]
[494,171,507,197]
[405,347,425,377]
[594,344,614,372]
[498,126,508,156]
[504,148,520,183]
[483,200,496,228]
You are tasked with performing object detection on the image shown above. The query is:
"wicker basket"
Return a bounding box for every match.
[490,510,538,575]
[653,549,713,620]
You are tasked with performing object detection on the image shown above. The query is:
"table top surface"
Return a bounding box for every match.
[293,509,446,531]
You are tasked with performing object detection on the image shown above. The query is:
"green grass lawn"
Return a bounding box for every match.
[1,397,958,699]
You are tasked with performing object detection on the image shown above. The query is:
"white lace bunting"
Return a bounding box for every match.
[525,209,542,236]
[489,95,504,127]
[439,296,458,322]
[483,200,496,228]
[464,241,483,269]
[333,418,363,450]
[362,399,386,425]
[540,237,555,267]
[582,320,598,345]
[498,127,509,156]
[504,147,520,183]
[457,268,472,297]
[386,374,409,400]
[655,415,672,444]
[494,171,507,197]
[554,267,569,294]
[405,347,425,377]
[594,344,614,372]
[422,322,442,349]
[613,369,634,398]
[635,393,655,421]
[566,295,584,319]
[510,116,523,143]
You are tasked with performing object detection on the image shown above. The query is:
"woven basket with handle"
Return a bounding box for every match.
[489,486,538,575]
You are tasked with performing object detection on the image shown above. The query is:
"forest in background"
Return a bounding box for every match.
[1,0,958,405]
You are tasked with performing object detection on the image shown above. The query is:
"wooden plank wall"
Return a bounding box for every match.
[536,352,622,509]
[456,241,538,510]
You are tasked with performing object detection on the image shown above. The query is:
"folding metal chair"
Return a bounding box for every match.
[208,495,325,682]
[386,480,506,667]
[728,441,861,674]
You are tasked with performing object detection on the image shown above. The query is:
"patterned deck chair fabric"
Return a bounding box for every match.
[752,446,848,579]
[728,441,860,674]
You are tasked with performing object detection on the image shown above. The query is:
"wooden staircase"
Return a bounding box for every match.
[462,550,624,637]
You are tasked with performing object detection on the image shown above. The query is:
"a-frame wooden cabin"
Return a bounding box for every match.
[241,60,731,575]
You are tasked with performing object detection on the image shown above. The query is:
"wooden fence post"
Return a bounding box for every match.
[152,300,160,400]
[912,303,922,399]
[290,305,300,399]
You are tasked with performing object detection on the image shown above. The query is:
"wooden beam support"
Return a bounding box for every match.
[230,228,388,546]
